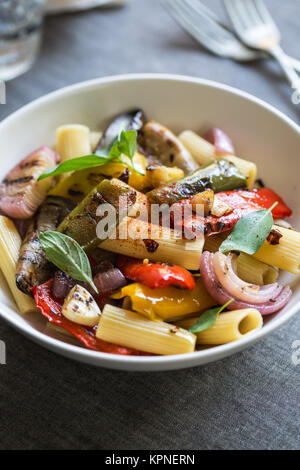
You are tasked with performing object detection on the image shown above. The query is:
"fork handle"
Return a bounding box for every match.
[270,46,300,97]
[287,56,300,74]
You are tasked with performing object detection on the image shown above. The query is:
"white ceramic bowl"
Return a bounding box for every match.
[0,74,299,371]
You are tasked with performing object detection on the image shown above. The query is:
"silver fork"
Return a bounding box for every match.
[224,0,300,92]
[163,0,300,71]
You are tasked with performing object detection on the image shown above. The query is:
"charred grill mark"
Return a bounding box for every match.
[3,176,33,186]
[256,178,265,188]
[267,228,282,245]
[68,188,84,197]
[216,221,226,232]
[204,223,213,236]
[118,168,130,184]
[18,160,39,170]
[143,239,159,253]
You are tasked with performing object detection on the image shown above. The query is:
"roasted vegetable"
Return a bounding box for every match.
[95,109,145,153]
[33,279,147,355]
[49,153,148,202]
[233,188,292,219]
[112,279,216,321]
[62,285,101,327]
[117,256,195,290]
[147,160,247,205]
[0,146,59,219]
[139,120,198,173]
[203,128,235,156]
[57,178,137,251]
[145,165,184,188]
[49,167,105,203]
[189,190,214,216]
[16,196,75,295]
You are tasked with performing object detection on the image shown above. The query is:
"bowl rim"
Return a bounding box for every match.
[0,72,299,368]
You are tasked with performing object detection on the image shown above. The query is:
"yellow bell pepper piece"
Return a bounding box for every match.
[112,279,215,322]
[49,153,149,203]
[49,167,105,203]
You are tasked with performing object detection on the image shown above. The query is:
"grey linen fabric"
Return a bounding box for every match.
[0,0,299,450]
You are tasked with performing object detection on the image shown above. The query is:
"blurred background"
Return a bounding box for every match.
[0,0,299,122]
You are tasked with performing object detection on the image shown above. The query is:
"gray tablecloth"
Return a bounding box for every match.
[0,0,299,451]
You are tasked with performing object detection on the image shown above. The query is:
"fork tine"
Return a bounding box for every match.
[164,0,217,49]
[164,0,230,52]
[224,0,249,32]
[242,0,263,26]
[252,0,277,28]
[186,0,232,41]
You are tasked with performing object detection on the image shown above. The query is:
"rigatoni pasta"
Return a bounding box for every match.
[101,217,204,271]
[97,304,197,355]
[0,216,36,314]
[253,225,300,274]
[178,309,263,345]
[56,124,91,161]
[237,252,279,286]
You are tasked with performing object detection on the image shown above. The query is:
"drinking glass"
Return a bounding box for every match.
[0,0,45,81]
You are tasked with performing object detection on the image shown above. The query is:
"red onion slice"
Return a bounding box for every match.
[213,252,281,304]
[203,128,235,155]
[200,251,292,315]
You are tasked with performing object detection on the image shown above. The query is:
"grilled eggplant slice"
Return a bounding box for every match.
[0,146,59,219]
[16,196,75,295]
[95,109,145,153]
[139,121,198,174]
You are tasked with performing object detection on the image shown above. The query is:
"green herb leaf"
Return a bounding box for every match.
[219,202,278,255]
[188,299,234,333]
[38,155,110,180]
[38,130,143,180]
[39,231,98,293]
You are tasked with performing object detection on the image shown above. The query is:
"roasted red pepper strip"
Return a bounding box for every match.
[32,280,149,356]
[172,188,292,237]
[117,256,196,290]
[234,188,292,218]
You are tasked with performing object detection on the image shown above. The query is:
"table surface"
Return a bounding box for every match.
[0,0,299,451]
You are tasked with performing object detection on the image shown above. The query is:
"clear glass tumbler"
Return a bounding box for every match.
[0,0,45,81]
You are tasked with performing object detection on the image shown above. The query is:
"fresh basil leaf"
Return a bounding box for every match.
[39,231,98,293]
[188,299,234,333]
[39,130,143,179]
[118,130,137,160]
[219,202,278,255]
[38,155,110,180]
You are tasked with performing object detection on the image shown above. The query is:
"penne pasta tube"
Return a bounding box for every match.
[178,131,256,188]
[96,304,196,355]
[56,124,91,162]
[178,308,263,345]
[100,217,204,270]
[0,216,36,315]
[253,225,300,274]
[237,252,279,286]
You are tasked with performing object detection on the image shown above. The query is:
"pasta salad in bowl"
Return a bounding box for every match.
[0,74,299,370]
